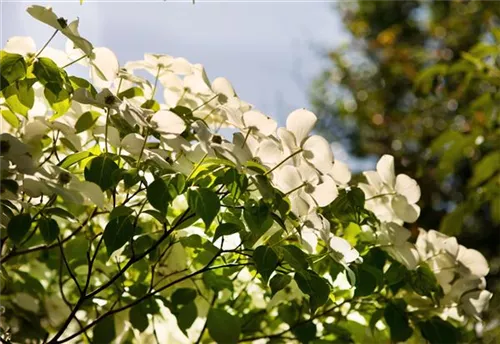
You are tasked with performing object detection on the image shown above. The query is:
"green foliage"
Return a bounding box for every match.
[84,155,120,191]
[294,270,330,313]
[188,187,220,229]
[384,299,413,342]
[103,215,135,256]
[0,51,27,87]
[313,1,500,332]
[253,245,278,283]
[7,213,32,244]
[207,308,241,344]
[0,6,492,344]
[419,316,460,344]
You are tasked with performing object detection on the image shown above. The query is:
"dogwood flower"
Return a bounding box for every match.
[277,109,334,174]
[4,36,70,66]
[126,53,192,78]
[273,164,338,216]
[377,222,420,269]
[460,289,493,320]
[0,133,36,175]
[359,154,421,223]
[415,229,491,319]
[22,165,104,207]
[227,110,277,137]
[150,110,186,139]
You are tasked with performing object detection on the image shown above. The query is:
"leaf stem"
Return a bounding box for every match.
[35,29,59,58]
[151,65,162,100]
[61,54,87,69]
[264,149,303,176]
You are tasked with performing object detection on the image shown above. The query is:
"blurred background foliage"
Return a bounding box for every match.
[312,0,500,337]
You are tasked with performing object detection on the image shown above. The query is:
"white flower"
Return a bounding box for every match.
[126,53,192,77]
[22,165,104,208]
[329,236,360,264]
[310,213,360,265]
[150,110,186,139]
[415,228,492,317]
[277,109,334,174]
[4,36,70,66]
[360,154,421,223]
[378,222,420,270]
[90,47,120,87]
[460,290,493,320]
[273,164,338,216]
[0,133,35,174]
[228,110,277,137]
[329,159,352,185]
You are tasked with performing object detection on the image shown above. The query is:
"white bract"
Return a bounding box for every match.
[360,154,421,223]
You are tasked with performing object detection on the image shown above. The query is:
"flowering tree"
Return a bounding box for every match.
[0,6,493,344]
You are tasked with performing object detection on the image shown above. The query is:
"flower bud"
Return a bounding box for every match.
[58,172,72,185]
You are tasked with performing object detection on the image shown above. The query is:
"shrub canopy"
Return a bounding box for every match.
[0,5,494,344]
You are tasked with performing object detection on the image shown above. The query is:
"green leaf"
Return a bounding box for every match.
[252,174,275,200]
[188,187,220,229]
[172,288,197,307]
[84,155,120,191]
[167,173,186,198]
[147,178,170,215]
[491,197,500,225]
[109,206,134,221]
[354,263,383,297]
[343,222,361,246]
[281,245,309,270]
[1,180,19,194]
[253,245,278,283]
[39,217,60,244]
[224,168,248,201]
[294,270,330,313]
[3,79,34,117]
[0,51,26,86]
[384,299,413,343]
[43,207,76,221]
[419,316,459,344]
[7,213,32,244]
[176,302,197,334]
[439,203,467,236]
[291,321,316,343]
[269,274,292,296]
[469,151,500,187]
[44,86,71,117]
[203,271,233,292]
[1,109,20,128]
[129,304,149,332]
[385,261,407,286]
[75,111,100,133]
[410,264,442,300]
[213,222,241,242]
[92,314,116,343]
[103,216,135,256]
[141,99,160,112]
[59,151,92,169]
[69,75,97,96]
[207,308,241,344]
[118,86,144,99]
[33,57,64,92]
[369,309,384,334]
[243,200,273,236]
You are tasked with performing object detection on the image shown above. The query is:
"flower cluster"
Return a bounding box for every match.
[0,5,493,344]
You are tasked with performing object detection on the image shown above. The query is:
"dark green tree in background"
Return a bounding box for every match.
[312,0,500,335]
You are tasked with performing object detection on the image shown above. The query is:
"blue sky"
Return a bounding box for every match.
[1,1,373,168]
